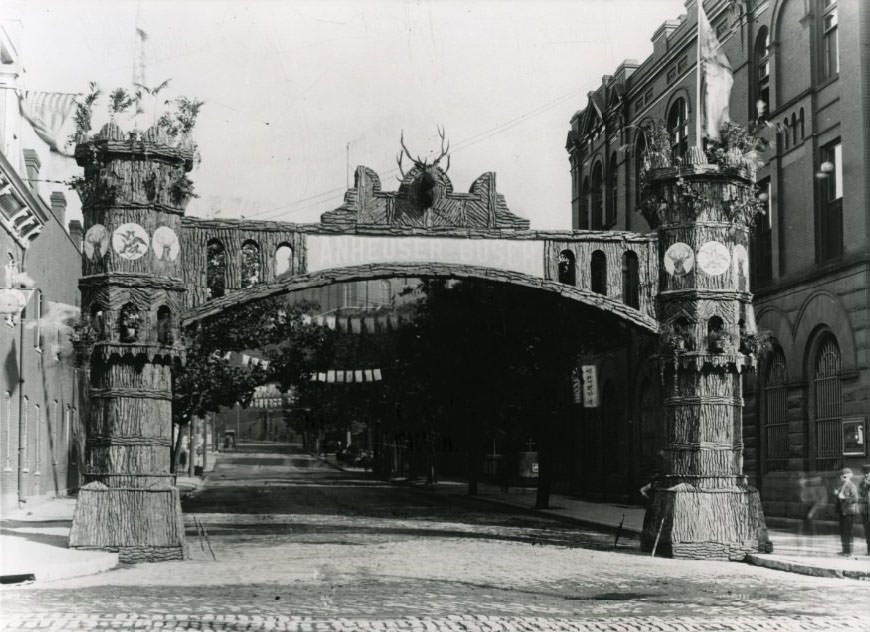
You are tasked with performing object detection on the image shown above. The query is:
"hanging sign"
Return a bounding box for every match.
[581,364,599,408]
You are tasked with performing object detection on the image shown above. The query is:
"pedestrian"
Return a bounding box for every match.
[859,464,870,556]
[833,467,859,556]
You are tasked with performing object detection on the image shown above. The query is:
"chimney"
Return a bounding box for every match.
[651,19,683,57]
[22,148,41,188]
[50,191,67,225]
[68,219,83,252]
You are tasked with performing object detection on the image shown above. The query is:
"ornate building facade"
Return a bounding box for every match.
[567,0,868,519]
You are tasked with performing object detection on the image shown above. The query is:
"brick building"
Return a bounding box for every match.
[566,0,868,517]
[0,17,84,511]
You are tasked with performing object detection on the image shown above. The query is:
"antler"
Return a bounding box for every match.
[432,125,450,172]
[397,130,422,182]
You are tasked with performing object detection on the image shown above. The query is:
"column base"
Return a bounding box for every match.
[641,482,772,560]
[69,481,186,563]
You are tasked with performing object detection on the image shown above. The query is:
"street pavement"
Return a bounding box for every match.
[1,442,869,631]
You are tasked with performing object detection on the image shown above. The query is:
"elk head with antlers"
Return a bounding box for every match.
[396,126,450,210]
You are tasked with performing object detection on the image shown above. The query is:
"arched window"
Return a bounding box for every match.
[590,163,604,230]
[667,98,688,162]
[754,26,770,119]
[606,153,618,228]
[275,243,293,277]
[781,119,790,151]
[813,335,842,468]
[590,250,607,295]
[558,250,576,286]
[798,107,805,140]
[156,305,173,345]
[819,0,839,82]
[707,315,730,353]
[762,345,788,472]
[206,239,226,300]
[634,132,647,210]
[119,303,140,343]
[621,251,639,308]
[240,240,261,289]
[791,112,798,146]
[579,177,590,229]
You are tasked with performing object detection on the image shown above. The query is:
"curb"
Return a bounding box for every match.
[746,554,870,580]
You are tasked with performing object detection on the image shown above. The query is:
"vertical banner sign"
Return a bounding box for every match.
[571,367,582,404]
[581,365,599,408]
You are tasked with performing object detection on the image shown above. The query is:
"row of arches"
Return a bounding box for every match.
[89,303,175,345]
[557,249,640,309]
[206,239,294,300]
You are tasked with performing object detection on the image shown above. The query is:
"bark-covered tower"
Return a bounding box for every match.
[69,123,194,562]
[641,148,770,560]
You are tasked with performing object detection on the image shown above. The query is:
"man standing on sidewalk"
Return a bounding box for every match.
[833,467,859,556]
[859,464,870,556]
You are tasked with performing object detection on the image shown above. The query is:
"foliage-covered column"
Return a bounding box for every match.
[69,122,195,562]
[641,148,770,560]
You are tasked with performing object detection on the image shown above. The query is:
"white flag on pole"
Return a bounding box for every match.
[698,5,733,141]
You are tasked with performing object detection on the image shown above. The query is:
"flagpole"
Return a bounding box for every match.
[696,0,702,148]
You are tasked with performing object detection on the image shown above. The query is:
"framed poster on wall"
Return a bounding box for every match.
[842,417,866,456]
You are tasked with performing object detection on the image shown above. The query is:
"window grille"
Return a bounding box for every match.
[763,347,788,471]
[814,337,842,469]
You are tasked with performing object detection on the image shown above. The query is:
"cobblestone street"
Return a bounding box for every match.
[2,444,869,631]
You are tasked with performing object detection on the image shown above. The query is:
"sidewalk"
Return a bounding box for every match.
[323,454,870,580]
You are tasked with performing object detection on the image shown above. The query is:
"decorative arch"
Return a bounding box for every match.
[240,240,261,289]
[558,249,576,286]
[760,343,789,472]
[792,290,856,379]
[206,238,226,300]
[590,250,607,295]
[666,94,689,161]
[275,243,293,277]
[621,250,639,308]
[805,328,843,469]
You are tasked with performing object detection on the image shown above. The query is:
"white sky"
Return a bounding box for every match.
[16,0,686,229]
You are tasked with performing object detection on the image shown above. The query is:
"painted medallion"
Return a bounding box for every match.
[112,223,150,260]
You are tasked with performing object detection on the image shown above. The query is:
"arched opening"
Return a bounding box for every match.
[812,334,842,470]
[156,305,174,345]
[89,304,106,340]
[762,345,788,473]
[558,250,576,286]
[275,243,293,277]
[206,239,226,300]
[606,153,618,228]
[621,251,639,308]
[590,163,604,230]
[707,315,730,353]
[754,26,770,119]
[667,98,688,162]
[634,131,647,212]
[590,250,607,295]
[240,240,261,289]
[119,302,141,343]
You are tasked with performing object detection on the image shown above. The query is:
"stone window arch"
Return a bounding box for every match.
[754,26,770,119]
[590,250,607,295]
[761,344,788,472]
[621,250,639,308]
[240,240,261,289]
[206,239,226,300]
[275,243,293,277]
[557,249,576,286]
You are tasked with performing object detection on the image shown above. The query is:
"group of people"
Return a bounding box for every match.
[833,464,870,557]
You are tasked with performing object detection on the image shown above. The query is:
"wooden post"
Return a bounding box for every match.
[69,123,193,562]
[639,150,770,560]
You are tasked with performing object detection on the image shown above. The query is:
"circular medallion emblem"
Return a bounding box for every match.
[152,226,180,262]
[112,223,150,260]
[697,241,731,276]
[664,242,694,277]
[83,224,110,260]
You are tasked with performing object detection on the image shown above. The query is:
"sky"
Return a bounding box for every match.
[15,0,687,229]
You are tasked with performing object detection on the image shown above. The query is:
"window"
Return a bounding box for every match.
[156,305,173,345]
[754,27,770,119]
[240,241,261,289]
[621,251,639,308]
[606,153,618,228]
[666,67,677,84]
[558,250,576,286]
[763,346,788,472]
[820,1,839,81]
[590,251,607,295]
[817,139,843,261]
[667,98,688,162]
[813,335,842,469]
[590,163,604,230]
[634,132,647,210]
[206,239,226,299]
[750,178,772,287]
[579,177,590,229]
[119,303,141,342]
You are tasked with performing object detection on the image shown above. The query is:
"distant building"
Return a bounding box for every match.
[566,0,868,517]
[0,17,84,510]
